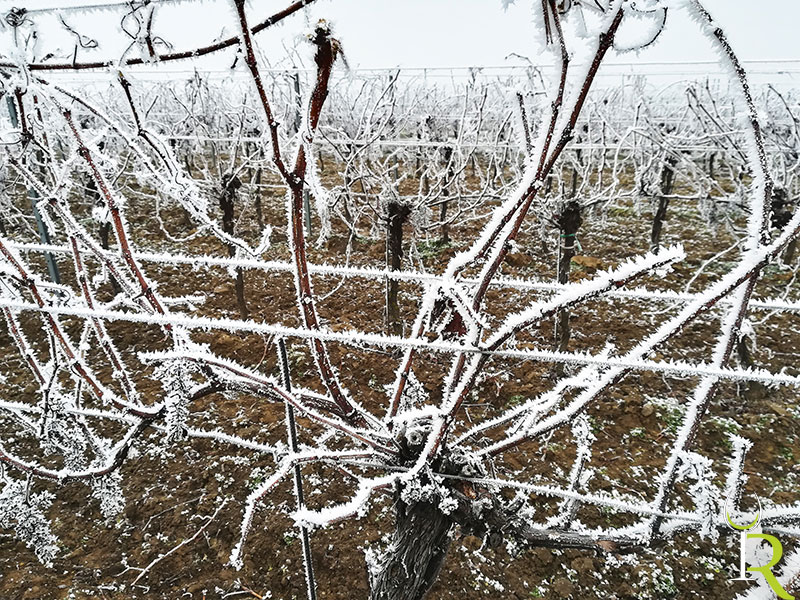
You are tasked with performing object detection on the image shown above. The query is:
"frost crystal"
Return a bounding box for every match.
[155,359,193,443]
[0,479,59,567]
[677,452,720,541]
[90,471,126,519]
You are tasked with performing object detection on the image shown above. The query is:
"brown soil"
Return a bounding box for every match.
[0,160,799,600]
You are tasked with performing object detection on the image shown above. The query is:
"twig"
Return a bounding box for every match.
[131,499,228,586]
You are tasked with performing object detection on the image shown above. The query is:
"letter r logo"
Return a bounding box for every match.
[745,533,794,600]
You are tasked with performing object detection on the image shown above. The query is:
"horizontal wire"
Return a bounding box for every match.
[10,241,800,313]
[0,295,797,386]
[13,0,207,15]
[161,134,781,155]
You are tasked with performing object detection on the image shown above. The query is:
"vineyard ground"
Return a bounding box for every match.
[1,169,799,599]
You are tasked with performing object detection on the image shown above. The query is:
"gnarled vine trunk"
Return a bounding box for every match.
[386,201,411,336]
[650,156,677,252]
[220,172,249,320]
[369,499,453,600]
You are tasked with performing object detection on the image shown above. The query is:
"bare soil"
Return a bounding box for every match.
[1,163,798,600]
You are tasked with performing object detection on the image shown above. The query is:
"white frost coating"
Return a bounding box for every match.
[675,451,720,540]
[32,78,268,259]
[613,4,667,52]
[90,471,126,519]
[302,137,334,247]
[294,484,374,528]
[643,60,776,535]
[154,358,193,443]
[723,435,752,505]
[11,241,800,314]
[678,0,774,251]
[0,479,59,567]
[230,460,294,570]
[457,366,595,445]
[384,369,428,415]
[484,244,685,349]
[480,205,800,456]
[230,449,372,569]
[4,1,800,592]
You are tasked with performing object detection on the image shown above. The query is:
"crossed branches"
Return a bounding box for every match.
[1,1,799,599]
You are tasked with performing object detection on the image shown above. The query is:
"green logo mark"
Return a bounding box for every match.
[726,494,794,600]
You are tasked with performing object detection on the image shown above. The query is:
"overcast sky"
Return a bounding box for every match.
[281,0,800,67]
[2,0,799,76]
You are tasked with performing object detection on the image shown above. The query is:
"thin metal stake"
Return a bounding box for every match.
[29,187,60,284]
[277,337,317,600]
[6,96,60,284]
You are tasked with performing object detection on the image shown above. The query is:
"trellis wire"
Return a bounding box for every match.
[10,241,800,314]
[0,296,797,387]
